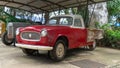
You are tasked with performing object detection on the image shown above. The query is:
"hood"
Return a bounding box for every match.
[21,25,71,31]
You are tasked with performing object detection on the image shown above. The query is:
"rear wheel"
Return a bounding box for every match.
[88,40,96,51]
[1,31,14,46]
[22,49,38,56]
[49,40,67,62]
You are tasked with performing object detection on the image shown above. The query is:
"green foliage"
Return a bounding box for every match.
[100,24,111,30]
[105,30,120,43]
[95,22,101,29]
[0,8,27,24]
[101,24,120,48]
[71,8,77,14]
[107,0,120,16]
[64,9,69,14]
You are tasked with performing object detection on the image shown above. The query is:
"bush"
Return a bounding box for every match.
[101,24,120,49]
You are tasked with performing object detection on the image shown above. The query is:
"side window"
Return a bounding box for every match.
[48,19,57,25]
[74,19,82,27]
[60,18,68,25]
[59,17,72,25]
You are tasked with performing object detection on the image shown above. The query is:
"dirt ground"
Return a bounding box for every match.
[0,41,120,68]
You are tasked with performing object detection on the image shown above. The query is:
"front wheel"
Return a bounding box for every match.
[1,31,14,46]
[87,40,96,51]
[49,40,67,62]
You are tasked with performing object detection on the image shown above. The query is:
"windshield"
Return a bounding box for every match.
[46,16,73,26]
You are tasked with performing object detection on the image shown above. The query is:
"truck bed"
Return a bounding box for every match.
[87,28,103,42]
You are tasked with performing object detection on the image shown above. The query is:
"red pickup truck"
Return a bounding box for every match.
[16,15,103,61]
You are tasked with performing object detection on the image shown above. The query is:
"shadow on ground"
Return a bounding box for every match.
[18,48,93,64]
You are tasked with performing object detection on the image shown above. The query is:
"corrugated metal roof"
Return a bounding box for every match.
[0,0,110,13]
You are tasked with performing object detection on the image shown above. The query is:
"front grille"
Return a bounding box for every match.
[7,25,14,38]
[21,32,40,41]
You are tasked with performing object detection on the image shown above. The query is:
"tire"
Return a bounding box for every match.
[88,40,96,51]
[22,48,38,56]
[1,31,14,46]
[49,40,67,62]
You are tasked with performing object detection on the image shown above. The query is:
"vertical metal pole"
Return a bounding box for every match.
[13,9,16,17]
[44,11,49,24]
[41,12,44,23]
[58,7,60,15]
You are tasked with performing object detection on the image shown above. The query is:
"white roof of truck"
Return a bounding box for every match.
[51,15,83,19]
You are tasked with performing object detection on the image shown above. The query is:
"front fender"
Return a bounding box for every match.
[48,34,68,47]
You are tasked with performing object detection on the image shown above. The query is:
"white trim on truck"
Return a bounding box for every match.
[16,44,53,51]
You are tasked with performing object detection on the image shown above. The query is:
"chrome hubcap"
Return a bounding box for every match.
[56,43,65,58]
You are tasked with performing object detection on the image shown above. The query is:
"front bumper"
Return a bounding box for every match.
[16,43,53,51]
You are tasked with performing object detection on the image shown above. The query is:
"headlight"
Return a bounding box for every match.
[16,28,20,35]
[40,29,47,37]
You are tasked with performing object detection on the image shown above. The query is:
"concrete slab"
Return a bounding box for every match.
[70,59,106,68]
[0,41,120,68]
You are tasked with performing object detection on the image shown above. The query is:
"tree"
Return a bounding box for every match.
[107,0,120,16]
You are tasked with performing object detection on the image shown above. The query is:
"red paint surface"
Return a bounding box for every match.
[16,25,93,49]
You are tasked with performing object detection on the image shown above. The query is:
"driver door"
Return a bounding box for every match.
[71,18,87,48]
